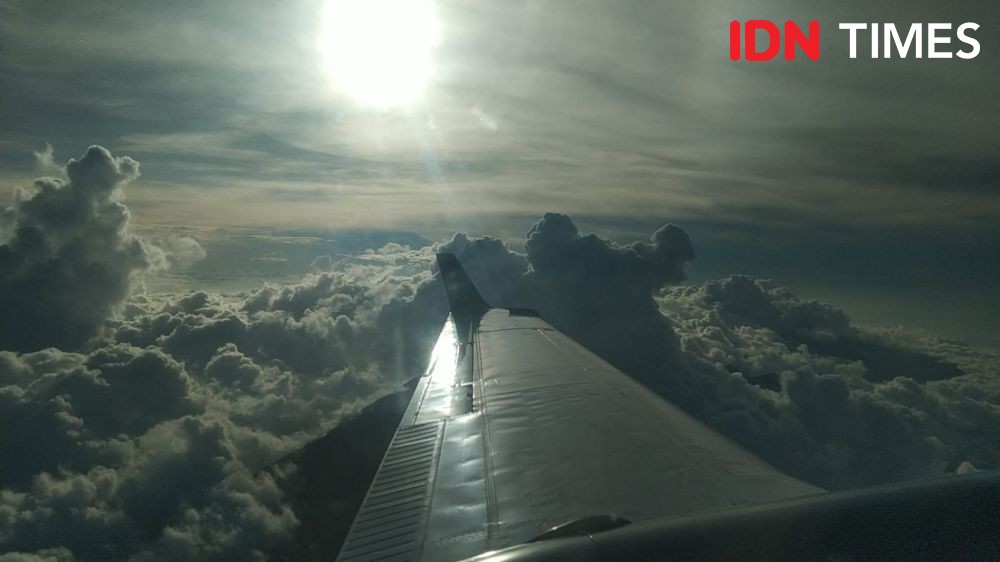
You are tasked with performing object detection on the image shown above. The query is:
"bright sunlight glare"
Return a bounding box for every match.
[319,0,441,108]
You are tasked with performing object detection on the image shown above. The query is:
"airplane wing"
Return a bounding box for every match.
[335,254,1000,562]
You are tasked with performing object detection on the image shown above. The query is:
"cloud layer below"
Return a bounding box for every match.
[1,148,997,560]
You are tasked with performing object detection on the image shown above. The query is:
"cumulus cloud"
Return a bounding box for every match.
[660,277,1000,488]
[0,148,420,559]
[1,153,999,559]
[0,146,205,352]
[0,273,403,558]
[0,548,75,562]
[32,144,65,180]
[0,146,150,351]
[151,236,207,270]
[429,212,694,385]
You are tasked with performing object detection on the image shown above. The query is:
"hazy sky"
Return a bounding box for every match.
[1,0,997,345]
[2,3,1000,559]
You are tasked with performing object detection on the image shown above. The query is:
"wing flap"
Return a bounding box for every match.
[338,421,444,562]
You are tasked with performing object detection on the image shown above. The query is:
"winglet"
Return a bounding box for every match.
[436,253,490,325]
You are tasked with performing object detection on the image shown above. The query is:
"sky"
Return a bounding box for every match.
[1,1,999,559]
[2,0,997,346]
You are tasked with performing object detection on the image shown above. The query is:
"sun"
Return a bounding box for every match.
[319,0,441,108]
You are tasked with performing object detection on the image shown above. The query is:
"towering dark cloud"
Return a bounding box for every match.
[0,146,159,351]
[525,212,693,287]
[525,213,693,382]
[430,213,695,387]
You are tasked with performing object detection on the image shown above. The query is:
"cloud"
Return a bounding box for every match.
[0,414,299,561]
[1,154,999,559]
[0,146,205,352]
[0,548,75,562]
[0,149,420,559]
[32,144,64,179]
[152,236,207,270]
[523,213,694,374]
[0,146,149,351]
[0,273,402,559]
[660,277,1000,488]
[428,213,694,384]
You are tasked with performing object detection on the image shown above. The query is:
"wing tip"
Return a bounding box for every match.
[436,253,490,322]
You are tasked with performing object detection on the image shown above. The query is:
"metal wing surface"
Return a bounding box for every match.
[335,254,822,562]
